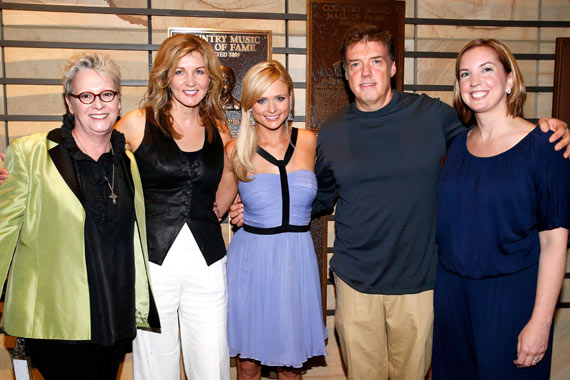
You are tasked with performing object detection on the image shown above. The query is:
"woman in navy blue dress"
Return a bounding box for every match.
[433,39,570,379]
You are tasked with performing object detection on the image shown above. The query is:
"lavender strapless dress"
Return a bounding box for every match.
[227,170,327,368]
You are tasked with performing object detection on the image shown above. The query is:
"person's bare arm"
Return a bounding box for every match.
[514,227,568,367]
[115,109,147,152]
[215,134,238,220]
[296,129,317,171]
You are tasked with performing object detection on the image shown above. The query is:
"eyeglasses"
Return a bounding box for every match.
[69,90,118,104]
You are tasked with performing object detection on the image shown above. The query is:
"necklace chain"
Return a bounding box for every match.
[103,145,118,205]
[74,134,118,205]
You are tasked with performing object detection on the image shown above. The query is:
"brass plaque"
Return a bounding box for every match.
[307,0,405,131]
[169,28,272,137]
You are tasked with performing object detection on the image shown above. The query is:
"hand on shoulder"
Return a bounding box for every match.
[537,117,570,158]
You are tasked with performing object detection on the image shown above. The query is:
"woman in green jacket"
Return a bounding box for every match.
[0,52,159,380]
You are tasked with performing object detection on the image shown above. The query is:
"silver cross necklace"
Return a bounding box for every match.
[104,145,118,205]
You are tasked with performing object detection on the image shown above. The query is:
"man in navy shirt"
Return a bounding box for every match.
[311,24,569,380]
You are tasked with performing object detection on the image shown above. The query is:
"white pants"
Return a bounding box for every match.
[133,225,230,380]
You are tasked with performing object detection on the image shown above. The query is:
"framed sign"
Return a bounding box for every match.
[307,0,405,131]
[169,28,272,136]
[552,37,570,124]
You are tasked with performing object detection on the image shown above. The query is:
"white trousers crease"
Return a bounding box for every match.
[133,224,230,380]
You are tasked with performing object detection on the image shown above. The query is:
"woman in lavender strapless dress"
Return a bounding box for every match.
[218,61,327,380]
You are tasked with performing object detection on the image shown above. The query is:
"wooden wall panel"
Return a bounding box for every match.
[552,37,570,123]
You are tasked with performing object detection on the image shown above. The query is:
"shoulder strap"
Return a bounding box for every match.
[255,127,298,168]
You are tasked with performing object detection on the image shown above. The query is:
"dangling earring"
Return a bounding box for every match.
[249,110,256,127]
[506,88,511,95]
[287,103,294,122]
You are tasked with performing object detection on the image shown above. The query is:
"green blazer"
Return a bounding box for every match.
[0,128,159,340]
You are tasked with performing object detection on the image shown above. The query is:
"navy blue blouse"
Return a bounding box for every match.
[437,126,570,279]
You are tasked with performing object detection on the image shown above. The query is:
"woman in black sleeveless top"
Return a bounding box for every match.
[116,33,235,380]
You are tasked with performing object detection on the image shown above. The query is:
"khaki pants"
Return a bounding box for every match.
[334,274,433,380]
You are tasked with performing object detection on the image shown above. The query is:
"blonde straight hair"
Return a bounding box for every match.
[233,60,294,182]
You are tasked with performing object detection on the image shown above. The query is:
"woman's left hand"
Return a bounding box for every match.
[513,319,550,368]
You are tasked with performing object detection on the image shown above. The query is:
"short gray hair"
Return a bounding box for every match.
[62,52,121,98]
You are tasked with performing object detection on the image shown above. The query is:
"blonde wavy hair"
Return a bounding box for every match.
[142,33,227,142]
[233,60,294,182]
[454,39,526,125]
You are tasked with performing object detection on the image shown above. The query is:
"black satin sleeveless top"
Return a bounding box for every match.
[134,120,226,266]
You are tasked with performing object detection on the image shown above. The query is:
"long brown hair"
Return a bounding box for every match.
[142,33,227,142]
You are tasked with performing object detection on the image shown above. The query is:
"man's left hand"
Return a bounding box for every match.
[538,118,570,158]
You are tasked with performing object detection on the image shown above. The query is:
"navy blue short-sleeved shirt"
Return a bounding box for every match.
[313,91,465,294]
[437,126,570,279]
